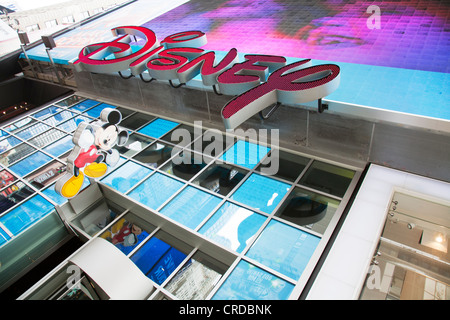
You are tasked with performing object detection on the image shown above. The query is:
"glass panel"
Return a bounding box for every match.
[0,194,54,236]
[256,150,310,182]
[192,163,248,196]
[160,186,222,230]
[43,110,77,126]
[0,227,10,247]
[160,124,202,147]
[119,112,155,130]
[127,172,184,210]
[114,133,154,157]
[275,187,341,235]
[299,161,355,198]
[219,140,270,170]
[0,143,37,167]
[83,103,115,118]
[55,95,85,107]
[25,160,66,189]
[161,151,211,182]
[42,135,74,157]
[165,251,228,300]
[41,184,68,206]
[57,115,93,133]
[137,118,179,139]
[212,260,294,300]
[131,230,192,285]
[0,169,17,189]
[0,136,22,153]
[4,117,36,134]
[115,107,135,119]
[9,151,52,177]
[15,123,50,140]
[231,173,291,214]
[245,220,321,281]
[193,130,235,157]
[32,106,63,120]
[0,180,35,214]
[99,212,156,255]
[133,141,173,169]
[101,161,152,194]
[199,201,267,253]
[68,99,100,113]
[28,129,66,148]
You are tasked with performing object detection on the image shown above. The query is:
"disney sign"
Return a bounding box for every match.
[73,26,340,130]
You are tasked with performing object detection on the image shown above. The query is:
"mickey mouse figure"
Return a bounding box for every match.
[55,108,128,199]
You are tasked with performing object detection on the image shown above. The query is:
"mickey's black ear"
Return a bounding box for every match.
[116,129,129,147]
[100,108,122,125]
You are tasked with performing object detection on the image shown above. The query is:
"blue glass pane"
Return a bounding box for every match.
[199,202,267,253]
[0,130,8,138]
[131,236,187,285]
[0,227,11,247]
[246,220,321,281]
[231,173,290,214]
[42,135,74,157]
[160,186,222,230]
[0,136,21,153]
[15,123,50,140]
[137,118,179,138]
[9,152,52,177]
[41,185,67,206]
[0,195,54,236]
[43,110,77,126]
[69,99,100,113]
[57,115,92,132]
[212,260,294,300]
[128,172,184,210]
[83,103,116,118]
[101,161,152,194]
[32,106,62,119]
[219,140,270,169]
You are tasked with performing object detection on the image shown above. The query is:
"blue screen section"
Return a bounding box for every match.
[199,201,267,253]
[0,195,54,236]
[246,220,321,281]
[83,103,116,118]
[42,135,74,157]
[231,173,290,214]
[128,172,184,210]
[0,136,21,152]
[212,260,294,300]
[32,106,63,119]
[131,236,187,285]
[220,140,270,169]
[9,151,52,177]
[15,123,50,140]
[69,99,100,113]
[101,161,152,194]
[137,118,179,138]
[160,186,222,230]
[57,115,92,133]
[0,227,11,247]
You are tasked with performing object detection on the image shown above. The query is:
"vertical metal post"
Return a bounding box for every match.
[45,47,63,85]
[20,44,38,78]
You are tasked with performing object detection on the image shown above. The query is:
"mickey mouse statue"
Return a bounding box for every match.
[55,108,128,199]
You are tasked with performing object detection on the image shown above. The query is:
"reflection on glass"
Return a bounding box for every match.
[29,129,66,148]
[101,161,152,194]
[162,151,210,182]
[299,161,355,198]
[199,202,267,253]
[165,251,227,300]
[246,220,321,281]
[9,151,52,177]
[119,112,155,130]
[100,213,155,255]
[127,172,184,210]
[57,115,93,133]
[114,133,154,157]
[0,194,54,236]
[0,180,35,214]
[193,163,247,196]
[131,231,191,285]
[219,140,270,170]
[133,142,173,169]
[84,103,116,118]
[115,107,135,119]
[276,187,340,235]
[15,123,50,140]
[161,124,202,147]
[231,173,290,214]
[55,95,85,107]
[160,186,222,230]
[4,117,36,134]
[32,106,63,120]
[42,135,74,157]
[0,143,37,167]
[0,170,17,189]
[212,260,294,300]
[68,99,99,113]
[43,111,76,126]
[137,118,179,139]
[256,150,310,182]
[25,160,66,189]
[0,136,22,153]
[0,227,11,247]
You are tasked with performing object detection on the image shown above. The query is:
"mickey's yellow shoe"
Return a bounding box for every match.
[84,162,108,178]
[59,172,85,199]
